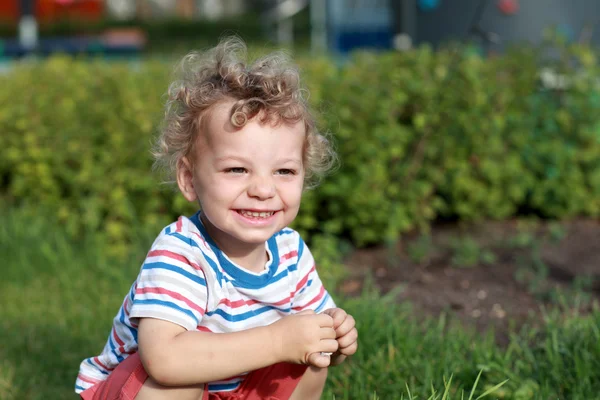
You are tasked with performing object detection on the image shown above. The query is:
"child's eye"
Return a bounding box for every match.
[276,169,296,176]
[225,167,247,174]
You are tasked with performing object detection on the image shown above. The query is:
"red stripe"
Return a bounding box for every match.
[218,295,291,309]
[219,298,258,308]
[279,250,298,264]
[176,217,183,232]
[112,328,125,347]
[192,231,208,247]
[136,286,206,315]
[77,374,101,384]
[94,357,114,371]
[295,264,315,291]
[197,325,213,332]
[293,286,326,311]
[270,296,292,306]
[122,296,129,316]
[148,249,203,272]
[111,329,133,355]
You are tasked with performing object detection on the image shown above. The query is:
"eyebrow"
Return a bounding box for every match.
[277,158,302,165]
[215,156,302,165]
[215,156,249,163]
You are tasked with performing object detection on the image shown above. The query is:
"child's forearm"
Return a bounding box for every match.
[140,325,281,386]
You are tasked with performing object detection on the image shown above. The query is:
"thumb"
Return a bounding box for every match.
[307,352,331,368]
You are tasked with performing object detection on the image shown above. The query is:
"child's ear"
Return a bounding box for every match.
[176,157,197,202]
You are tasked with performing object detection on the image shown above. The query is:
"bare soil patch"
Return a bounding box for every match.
[341,219,600,344]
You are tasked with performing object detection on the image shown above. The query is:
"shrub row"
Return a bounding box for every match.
[2,40,600,253]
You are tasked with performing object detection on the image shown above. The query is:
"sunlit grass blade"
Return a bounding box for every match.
[476,379,509,400]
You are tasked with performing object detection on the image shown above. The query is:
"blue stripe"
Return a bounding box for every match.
[143,262,207,287]
[85,358,109,375]
[118,305,138,343]
[206,304,289,322]
[75,385,87,392]
[199,249,226,285]
[288,262,299,273]
[275,228,295,238]
[169,231,200,249]
[297,236,305,260]
[315,292,331,312]
[129,283,135,302]
[133,299,198,323]
[296,278,313,297]
[168,229,225,284]
[208,381,241,391]
[107,334,125,362]
[262,269,288,285]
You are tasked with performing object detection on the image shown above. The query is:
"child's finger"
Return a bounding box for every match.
[319,326,337,340]
[331,309,347,329]
[338,340,358,356]
[307,352,332,368]
[322,308,346,329]
[337,328,358,349]
[316,313,334,328]
[334,313,355,337]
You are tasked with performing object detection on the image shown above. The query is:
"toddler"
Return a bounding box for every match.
[74,36,358,400]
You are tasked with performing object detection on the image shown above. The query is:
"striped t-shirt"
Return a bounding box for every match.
[75,211,335,394]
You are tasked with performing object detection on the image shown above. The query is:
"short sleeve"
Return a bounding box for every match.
[291,236,336,313]
[128,233,208,331]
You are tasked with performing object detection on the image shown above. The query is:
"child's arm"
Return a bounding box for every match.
[137,310,338,386]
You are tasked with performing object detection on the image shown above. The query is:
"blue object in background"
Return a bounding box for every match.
[0,37,143,58]
[417,0,441,12]
[327,0,394,54]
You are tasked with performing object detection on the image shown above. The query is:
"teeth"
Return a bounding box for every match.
[239,210,274,218]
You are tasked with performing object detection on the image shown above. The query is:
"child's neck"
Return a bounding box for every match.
[200,214,269,273]
[227,249,269,274]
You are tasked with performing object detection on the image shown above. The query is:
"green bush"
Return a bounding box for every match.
[2,40,600,253]
[308,42,600,244]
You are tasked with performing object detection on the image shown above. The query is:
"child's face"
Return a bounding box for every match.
[179,101,305,254]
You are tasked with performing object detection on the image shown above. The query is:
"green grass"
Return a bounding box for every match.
[2,208,600,399]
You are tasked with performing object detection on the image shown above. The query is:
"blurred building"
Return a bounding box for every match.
[0,0,103,23]
[327,0,600,54]
[0,0,249,23]
[3,0,598,56]
[106,0,248,20]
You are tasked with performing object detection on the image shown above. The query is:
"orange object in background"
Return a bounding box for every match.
[0,0,103,23]
[0,1,19,21]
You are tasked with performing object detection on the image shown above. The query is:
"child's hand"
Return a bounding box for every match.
[269,310,338,367]
[319,308,358,365]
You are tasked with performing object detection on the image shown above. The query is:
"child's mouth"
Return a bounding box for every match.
[236,210,275,219]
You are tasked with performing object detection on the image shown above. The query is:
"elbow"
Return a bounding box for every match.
[139,351,181,386]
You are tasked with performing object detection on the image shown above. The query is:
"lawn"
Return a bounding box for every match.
[2,208,600,399]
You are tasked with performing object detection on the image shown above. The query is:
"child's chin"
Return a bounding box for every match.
[236,231,277,244]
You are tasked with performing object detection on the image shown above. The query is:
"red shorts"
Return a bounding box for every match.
[80,353,308,400]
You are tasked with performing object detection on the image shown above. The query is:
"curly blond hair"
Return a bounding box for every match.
[152,36,336,189]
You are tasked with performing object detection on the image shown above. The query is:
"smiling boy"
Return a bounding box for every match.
[75,37,358,400]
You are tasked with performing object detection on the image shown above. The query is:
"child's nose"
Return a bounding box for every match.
[248,175,276,199]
